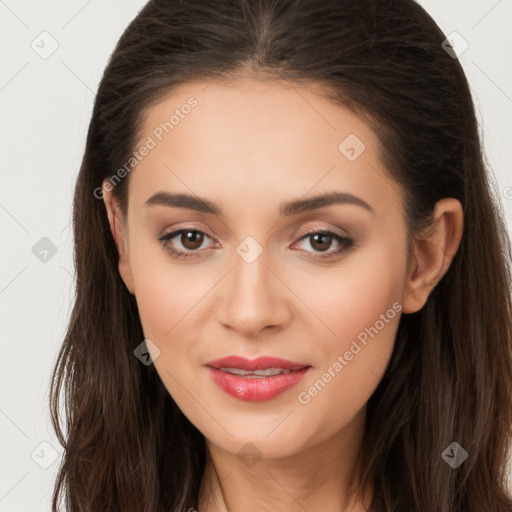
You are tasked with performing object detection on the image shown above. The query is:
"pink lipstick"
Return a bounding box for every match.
[205,356,311,402]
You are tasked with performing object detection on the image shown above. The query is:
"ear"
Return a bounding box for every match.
[101,180,135,295]
[402,198,463,314]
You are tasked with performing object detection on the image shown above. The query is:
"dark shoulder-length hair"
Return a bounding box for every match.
[49,0,512,510]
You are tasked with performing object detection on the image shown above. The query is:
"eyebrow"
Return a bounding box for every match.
[144,190,375,216]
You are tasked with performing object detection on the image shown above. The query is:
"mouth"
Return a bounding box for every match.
[205,355,312,402]
[217,367,295,377]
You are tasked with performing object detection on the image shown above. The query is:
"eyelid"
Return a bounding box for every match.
[158,224,354,261]
[158,225,349,245]
[296,224,350,239]
[158,226,217,249]
[291,228,353,258]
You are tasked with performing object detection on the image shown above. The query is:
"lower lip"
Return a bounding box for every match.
[207,367,310,401]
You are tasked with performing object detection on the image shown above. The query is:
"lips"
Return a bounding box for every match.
[205,355,311,402]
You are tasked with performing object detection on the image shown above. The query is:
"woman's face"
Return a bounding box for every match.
[107,76,413,458]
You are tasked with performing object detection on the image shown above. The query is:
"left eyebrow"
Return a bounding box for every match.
[143,190,375,217]
[280,191,375,216]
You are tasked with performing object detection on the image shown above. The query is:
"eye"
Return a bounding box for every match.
[157,227,354,262]
[291,229,354,261]
[157,228,218,260]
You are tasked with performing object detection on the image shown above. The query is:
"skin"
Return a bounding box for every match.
[102,75,463,512]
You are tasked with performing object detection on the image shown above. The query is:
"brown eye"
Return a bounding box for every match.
[292,230,354,261]
[179,230,204,250]
[308,232,334,252]
[157,228,216,261]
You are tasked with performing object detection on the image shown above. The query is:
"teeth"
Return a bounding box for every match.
[220,367,292,377]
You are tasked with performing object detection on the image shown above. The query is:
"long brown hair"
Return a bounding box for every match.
[49,0,512,510]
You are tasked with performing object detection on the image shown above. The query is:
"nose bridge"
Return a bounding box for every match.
[219,235,290,335]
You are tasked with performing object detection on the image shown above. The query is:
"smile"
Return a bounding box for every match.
[205,355,311,401]
[219,367,292,377]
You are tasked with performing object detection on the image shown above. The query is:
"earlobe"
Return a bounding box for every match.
[402,198,463,314]
[101,181,136,295]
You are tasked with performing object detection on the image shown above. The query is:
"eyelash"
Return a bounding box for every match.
[157,227,354,262]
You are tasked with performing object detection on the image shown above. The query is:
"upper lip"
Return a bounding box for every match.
[205,355,310,371]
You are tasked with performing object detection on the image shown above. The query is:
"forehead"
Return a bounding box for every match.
[137,76,375,149]
[127,77,400,218]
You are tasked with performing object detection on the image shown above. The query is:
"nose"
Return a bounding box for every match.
[217,244,292,337]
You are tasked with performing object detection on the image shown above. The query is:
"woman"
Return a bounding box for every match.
[49,0,512,510]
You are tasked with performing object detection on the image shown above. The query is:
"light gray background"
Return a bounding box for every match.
[1,0,511,510]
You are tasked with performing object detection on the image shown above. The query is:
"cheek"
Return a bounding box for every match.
[126,223,408,453]
[296,238,407,351]
[292,242,407,426]
[128,241,210,339]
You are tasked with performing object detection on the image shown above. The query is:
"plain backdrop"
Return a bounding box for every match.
[1,0,511,510]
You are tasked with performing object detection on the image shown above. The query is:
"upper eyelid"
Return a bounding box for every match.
[161,227,215,243]
[159,227,353,263]
[161,226,350,247]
